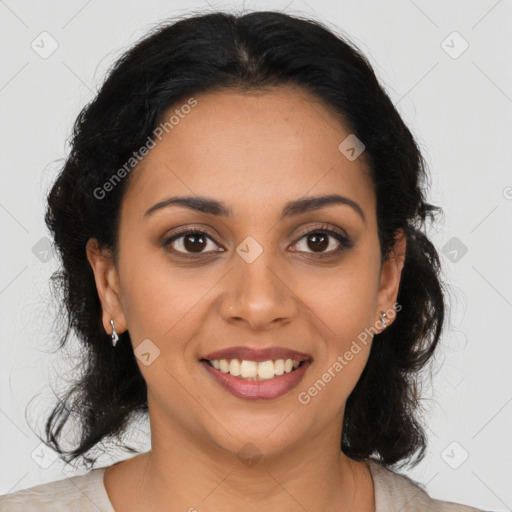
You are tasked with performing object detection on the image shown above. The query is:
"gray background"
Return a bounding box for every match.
[0,0,511,510]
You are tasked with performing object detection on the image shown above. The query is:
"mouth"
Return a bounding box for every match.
[200,357,308,381]
[199,346,313,400]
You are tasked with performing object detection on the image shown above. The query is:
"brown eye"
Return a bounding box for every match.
[290,227,353,256]
[305,232,329,252]
[165,230,222,255]
[181,232,207,252]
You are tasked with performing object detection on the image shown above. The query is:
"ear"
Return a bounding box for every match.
[86,238,127,337]
[375,228,406,329]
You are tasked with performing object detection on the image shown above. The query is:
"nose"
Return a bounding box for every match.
[218,251,297,331]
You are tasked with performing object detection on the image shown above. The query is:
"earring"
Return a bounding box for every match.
[380,311,387,330]
[110,319,119,347]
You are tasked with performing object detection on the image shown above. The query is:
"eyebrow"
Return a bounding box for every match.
[144,193,366,224]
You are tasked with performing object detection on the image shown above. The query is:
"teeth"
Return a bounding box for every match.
[257,360,275,380]
[240,360,257,378]
[209,358,303,380]
[229,358,241,376]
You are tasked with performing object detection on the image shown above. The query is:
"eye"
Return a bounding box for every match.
[164,225,353,258]
[290,226,353,256]
[164,229,224,255]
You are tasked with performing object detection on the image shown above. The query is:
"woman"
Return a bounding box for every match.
[0,10,486,511]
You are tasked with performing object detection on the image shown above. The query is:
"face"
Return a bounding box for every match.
[87,85,405,458]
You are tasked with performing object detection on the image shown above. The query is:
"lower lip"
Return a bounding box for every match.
[200,360,312,400]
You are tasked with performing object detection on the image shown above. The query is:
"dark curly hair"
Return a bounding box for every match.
[36,9,445,471]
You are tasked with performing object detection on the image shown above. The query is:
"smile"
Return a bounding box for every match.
[200,358,312,400]
[207,358,303,380]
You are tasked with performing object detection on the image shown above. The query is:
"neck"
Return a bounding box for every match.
[104,406,375,512]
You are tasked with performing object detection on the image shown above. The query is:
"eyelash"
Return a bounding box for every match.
[163,225,354,259]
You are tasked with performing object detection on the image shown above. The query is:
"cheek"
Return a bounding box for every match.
[118,245,216,347]
[294,251,380,397]
[297,279,375,412]
[306,279,374,380]
[297,254,380,340]
[305,276,375,335]
[117,258,212,397]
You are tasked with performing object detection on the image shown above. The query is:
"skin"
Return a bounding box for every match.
[86,85,406,512]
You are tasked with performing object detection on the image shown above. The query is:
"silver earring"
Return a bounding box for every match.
[380,311,387,330]
[110,319,119,347]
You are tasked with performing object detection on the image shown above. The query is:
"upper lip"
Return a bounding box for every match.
[201,346,313,362]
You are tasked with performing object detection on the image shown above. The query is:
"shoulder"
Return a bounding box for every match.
[0,466,114,512]
[368,460,488,512]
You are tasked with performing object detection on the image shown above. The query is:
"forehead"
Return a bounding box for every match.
[121,86,375,221]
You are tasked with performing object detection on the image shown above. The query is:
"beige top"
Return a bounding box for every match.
[0,460,487,511]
